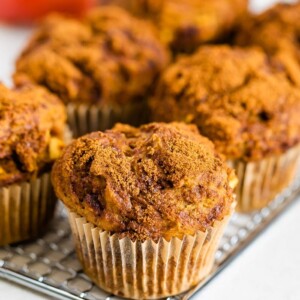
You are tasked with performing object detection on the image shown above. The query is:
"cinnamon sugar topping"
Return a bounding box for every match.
[14,6,169,105]
[151,46,300,161]
[52,122,236,241]
[0,84,66,186]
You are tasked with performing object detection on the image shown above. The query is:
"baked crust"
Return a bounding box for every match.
[14,6,169,105]
[99,0,248,53]
[0,84,66,186]
[151,46,300,161]
[52,122,236,241]
[235,2,300,87]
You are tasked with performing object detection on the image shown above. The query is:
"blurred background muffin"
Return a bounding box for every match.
[98,0,249,54]
[0,84,67,245]
[151,45,300,211]
[235,2,300,87]
[52,122,237,298]
[14,6,169,137]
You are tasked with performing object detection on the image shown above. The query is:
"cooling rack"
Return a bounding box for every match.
[1,177,300,300]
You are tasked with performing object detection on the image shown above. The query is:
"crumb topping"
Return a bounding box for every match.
[99,0,248,53]
[151,46,300,161]
[52,122,236,241]
[235,2,300,87]
[14,6,169,105]
[0,84,66,186]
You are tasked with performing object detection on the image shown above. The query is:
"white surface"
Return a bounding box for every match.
[0,25,32,87]
[249,0,297,13]
[0,280,52,300]
[1,1,300,299]
[198,200,300,300]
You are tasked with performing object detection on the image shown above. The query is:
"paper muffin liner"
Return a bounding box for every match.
[228,145,300,212]
[67,101,149,137]
[0,173,57,246]
[67,207,233,299]
[64,125,73,144]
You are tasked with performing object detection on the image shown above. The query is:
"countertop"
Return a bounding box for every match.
[1,1,299,299]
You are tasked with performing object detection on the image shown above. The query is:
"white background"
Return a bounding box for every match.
[0,0,300,299]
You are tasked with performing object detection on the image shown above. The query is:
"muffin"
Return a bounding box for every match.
[52,122,237,299]
[99,0,248,53]
[235,2,300,87]
[0,84,67,246]
[151,45,300,211]
[13,6,169,137]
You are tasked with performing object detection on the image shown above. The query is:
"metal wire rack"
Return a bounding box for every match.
[1,177,300,300]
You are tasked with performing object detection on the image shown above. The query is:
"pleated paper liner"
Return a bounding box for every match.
[68,208,233,299]
[229,144,300,212]
[67,100,149,138]
[0,173,57,246]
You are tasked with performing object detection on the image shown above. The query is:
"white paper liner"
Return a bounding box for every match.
[67,208,233,299]
[0,173,56,246]
[67,101,149,137]
[228,145,300,212]
[64,125,73,144]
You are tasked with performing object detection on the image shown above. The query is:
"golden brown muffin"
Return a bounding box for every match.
[99,0,248,53]
[14,6,169,106]
[99,0,164,17]
[151,45,300,162]
[0,84,66,186]
[235,2,300,87]
[52,122,236,242]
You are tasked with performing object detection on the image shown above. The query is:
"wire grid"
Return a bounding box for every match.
[0,177,300,300]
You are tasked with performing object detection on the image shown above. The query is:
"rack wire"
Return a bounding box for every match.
[1,177,300,300]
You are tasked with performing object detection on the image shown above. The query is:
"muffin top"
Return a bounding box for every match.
[151,46,300,161]
[0,84,66,186]
[99,0,248,53]
[52,122,236,241]
[235,2,300,87]
[14,6,169,105]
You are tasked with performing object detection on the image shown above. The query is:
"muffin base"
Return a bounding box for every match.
[229,145,300,212]
[0,173,57,246]
[67,101,149,137]
[67,208,233,299]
